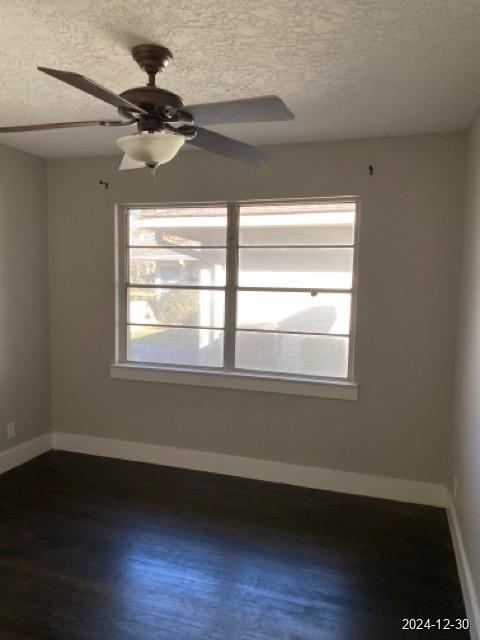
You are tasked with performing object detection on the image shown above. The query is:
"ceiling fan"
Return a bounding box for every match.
[0,44,294,172]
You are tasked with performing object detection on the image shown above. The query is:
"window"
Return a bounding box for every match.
[114,198,359,397]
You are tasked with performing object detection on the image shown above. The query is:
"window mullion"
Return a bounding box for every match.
[223,202,239,371]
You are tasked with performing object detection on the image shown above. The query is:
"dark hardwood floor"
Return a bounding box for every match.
[0,451,468,640]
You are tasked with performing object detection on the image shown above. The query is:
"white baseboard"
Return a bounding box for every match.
[0,433,52,475]
[0,431,447,508]
[51,431,447,507]
[447,495,480,640]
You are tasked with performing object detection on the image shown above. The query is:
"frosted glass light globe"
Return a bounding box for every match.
[116,132,185,168]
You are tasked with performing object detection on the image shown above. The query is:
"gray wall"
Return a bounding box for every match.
[452,115,480,614]
[47,132,465,483]
[0,143,49,452]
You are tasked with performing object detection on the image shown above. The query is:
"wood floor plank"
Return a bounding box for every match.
[0,451,469,639]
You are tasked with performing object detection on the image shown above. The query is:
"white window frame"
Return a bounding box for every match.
[111,197,360,400]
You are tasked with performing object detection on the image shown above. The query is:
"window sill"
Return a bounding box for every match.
[110,363,358,400]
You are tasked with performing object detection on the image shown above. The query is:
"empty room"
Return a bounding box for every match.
[0,1,479,638]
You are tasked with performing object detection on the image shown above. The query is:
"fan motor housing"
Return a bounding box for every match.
[118,86,184,118]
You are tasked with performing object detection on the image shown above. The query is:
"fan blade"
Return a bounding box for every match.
[180,95,294,125]
[0,120,126,133]
[119,154,144,170]
[38,67,148,115]
[187,127,269,165]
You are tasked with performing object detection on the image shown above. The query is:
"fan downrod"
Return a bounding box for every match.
[132,44,173,86]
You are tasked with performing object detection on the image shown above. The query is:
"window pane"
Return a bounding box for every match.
[239,202,355,246]
[237,292,351,334]
[129,207,227,247]
[128,288,225,328]
[238,248,353,289]
[236,331,349,378]
[128,326,223,367]
[129,248,226,286]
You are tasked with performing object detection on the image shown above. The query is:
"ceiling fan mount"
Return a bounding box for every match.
[131,44,173,83]
[0,42,295,170]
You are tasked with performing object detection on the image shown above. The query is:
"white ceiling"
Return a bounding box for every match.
[1,0,480,159]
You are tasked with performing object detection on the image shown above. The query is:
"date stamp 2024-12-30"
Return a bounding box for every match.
[401,619,470,632]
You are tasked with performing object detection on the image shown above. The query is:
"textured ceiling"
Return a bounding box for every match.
[1,0,480,158]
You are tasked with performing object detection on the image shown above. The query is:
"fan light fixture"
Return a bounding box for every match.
[116,131,185,172]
